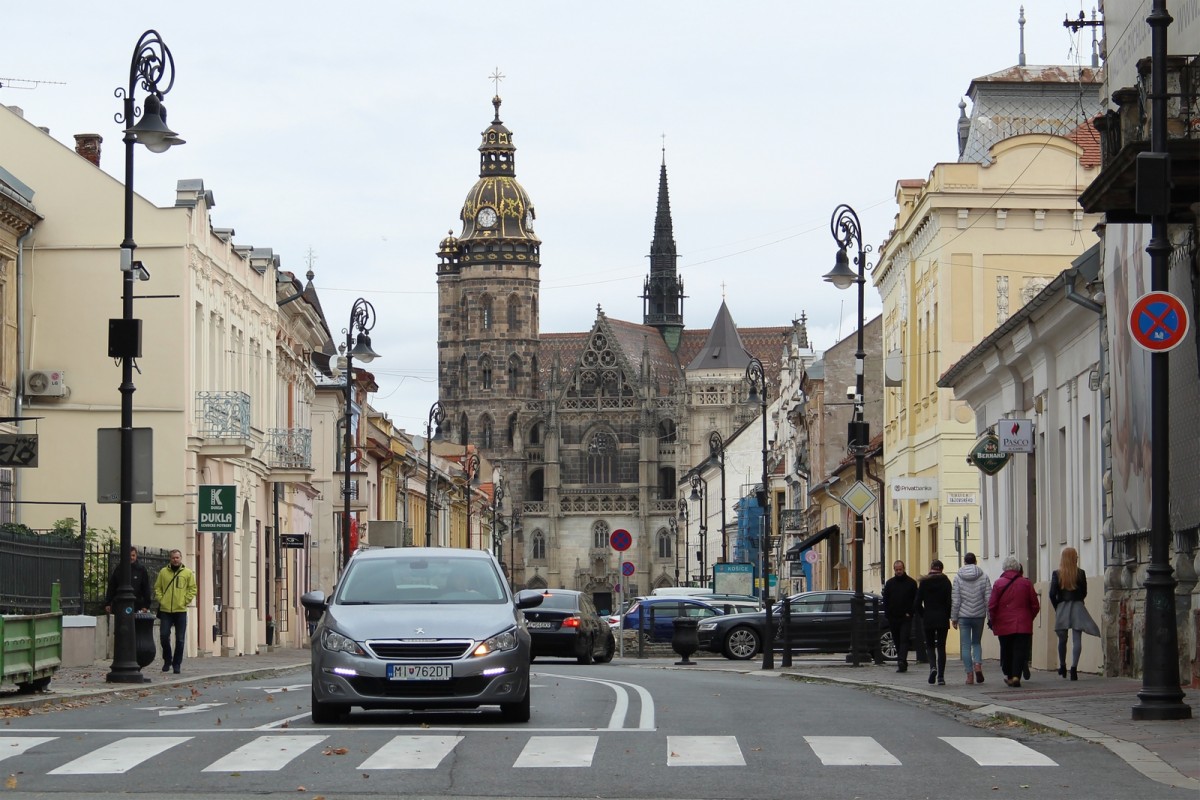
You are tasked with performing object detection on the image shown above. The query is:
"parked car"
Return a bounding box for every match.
[518,589,615,664]
[620,596,727,642]
[301,547,543,723]
[696,594,763,615]
[696,590,894,661]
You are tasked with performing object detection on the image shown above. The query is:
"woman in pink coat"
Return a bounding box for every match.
[987,555,1040,687]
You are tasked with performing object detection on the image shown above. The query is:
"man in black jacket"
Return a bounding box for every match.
[105,546,153,614]
[882,560,918,672]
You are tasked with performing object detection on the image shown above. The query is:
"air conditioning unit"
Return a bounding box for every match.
[25,369,67,397]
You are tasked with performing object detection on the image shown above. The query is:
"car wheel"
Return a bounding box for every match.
[595,632,615,663]
[310,689,348,724]
[878,630,898,661]
[577,635,595,665]
[500,686,531,722]
[723,626,760,660]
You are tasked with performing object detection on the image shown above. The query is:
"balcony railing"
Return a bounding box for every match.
[266,428,312,470]
[196,391,251,439]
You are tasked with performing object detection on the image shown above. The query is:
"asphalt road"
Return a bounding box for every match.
[0,660,1170,799]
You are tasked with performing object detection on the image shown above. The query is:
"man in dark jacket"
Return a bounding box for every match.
[914,559,954,685]
[105,546,153,614]
[882,560,918,672]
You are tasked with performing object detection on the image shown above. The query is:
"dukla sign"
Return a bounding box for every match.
[198,484,236,533]
[967,433,1011,476]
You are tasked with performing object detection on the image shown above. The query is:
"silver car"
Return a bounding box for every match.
[301,547,543,723]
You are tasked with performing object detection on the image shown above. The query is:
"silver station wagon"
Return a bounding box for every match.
[301,547,543,723]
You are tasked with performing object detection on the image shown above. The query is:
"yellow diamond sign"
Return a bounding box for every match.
[840,480,877,516]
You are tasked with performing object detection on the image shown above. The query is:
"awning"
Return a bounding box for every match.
[785,524,839,561]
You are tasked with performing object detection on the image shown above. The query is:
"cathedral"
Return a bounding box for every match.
[434,95,800,611]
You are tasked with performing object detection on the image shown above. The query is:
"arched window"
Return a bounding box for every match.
[507,354,521,395]
[481,294,494,330]
[507,412,517,447]
[531,295,538,328]
[592,520,610,549]
[530,355,539,392]
[658,419,677,443]
[459,413,469,446]
[587,431,616,484]
[658,467,676,499]
[480,415,494,449]
[507,294,520,330]
[480,355,493,390]
[460,296,468,333]
[459,355,468,392]
[528,468,545,501]
[657,528,673,559]
[528,420,543,445]
[531,529,546,561]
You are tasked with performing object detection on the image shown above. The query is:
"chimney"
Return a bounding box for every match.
[74,133,103,167]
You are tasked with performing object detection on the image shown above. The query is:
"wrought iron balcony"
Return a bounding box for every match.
[196,391,251,439]
[266,428,312,471]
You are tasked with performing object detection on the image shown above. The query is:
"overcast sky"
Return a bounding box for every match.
[4,2,1103,432]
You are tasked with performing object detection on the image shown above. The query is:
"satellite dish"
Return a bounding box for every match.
[411,435,425,451]
[885,349,904,386]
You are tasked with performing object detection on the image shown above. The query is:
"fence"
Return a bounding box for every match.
[82,543,173,615]
[0,529,84,614]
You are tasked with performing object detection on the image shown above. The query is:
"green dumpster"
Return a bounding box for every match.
[0,582,64,693]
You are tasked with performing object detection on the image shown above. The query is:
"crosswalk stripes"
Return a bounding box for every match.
[9,733,1060,775]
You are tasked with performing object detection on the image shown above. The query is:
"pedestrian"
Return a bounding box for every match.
[154,549,197,675]
[987,555,1040,687]
[104,546,152,615]
[913,559,953,685]
[882,560,918,673]
[950,552,992,685]
[1049,546,1100,681]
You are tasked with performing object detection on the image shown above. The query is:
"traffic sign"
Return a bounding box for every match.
[621,561,635,577]
[1130,291,1190,353]
[610,528,632,551]
[841,481,877,516]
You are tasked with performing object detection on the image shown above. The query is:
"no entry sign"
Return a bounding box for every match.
[1130,291,1190,353]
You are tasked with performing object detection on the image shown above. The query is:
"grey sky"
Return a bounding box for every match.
[3,1,1102,430]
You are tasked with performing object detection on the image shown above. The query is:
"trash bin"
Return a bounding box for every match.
[671,617,699,666]
[134,612,157,669]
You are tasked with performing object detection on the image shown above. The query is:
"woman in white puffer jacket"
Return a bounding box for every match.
[950,552,992,685]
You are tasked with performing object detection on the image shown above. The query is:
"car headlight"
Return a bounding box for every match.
[698,621,718,631]
[322,629,366,656]
[473,627,519,656]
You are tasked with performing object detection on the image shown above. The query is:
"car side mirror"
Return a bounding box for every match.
[516,592,544,610]
[300,590,326,614]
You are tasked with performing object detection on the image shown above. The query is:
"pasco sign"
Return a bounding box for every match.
[998,419,1035,453]
[967,432,1011,476]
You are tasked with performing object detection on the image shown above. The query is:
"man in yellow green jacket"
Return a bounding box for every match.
[154,549,197,674]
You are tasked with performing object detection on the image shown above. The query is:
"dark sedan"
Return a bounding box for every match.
[519,589,615,664]
[696,590,895,661]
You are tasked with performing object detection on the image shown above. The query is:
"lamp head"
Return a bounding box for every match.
[128,95,184,153]
[823,247,857,290]
[747,384,760,405]
[690,483,702,501]
[350,332,380,363]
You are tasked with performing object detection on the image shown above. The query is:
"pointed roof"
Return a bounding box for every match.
[685,300,752,370]
[649,155,676,271]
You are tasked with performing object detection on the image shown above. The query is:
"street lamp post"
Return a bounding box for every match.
[510,507,521,590]
[825,203,871,667]
[668,515,679,588]
[341,299,380,569]
[690,473,708,587]
[424,401,445,546]
[108,30,184,684]
[463,451,479,550]
[491,479,505,561]
[677,497,689,584]
[708,431,728,564]
[745,357,774,670]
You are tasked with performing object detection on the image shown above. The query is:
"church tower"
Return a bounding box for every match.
[641,153,685,351]
[436,95,541,460]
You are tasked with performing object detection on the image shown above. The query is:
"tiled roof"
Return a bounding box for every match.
[1066,117,1102,169]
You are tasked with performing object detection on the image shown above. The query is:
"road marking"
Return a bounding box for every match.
[665,736,745,766]
[358,735,462,769]
[537,671,656,729]
[48,736,191,775]
[941,736,1058,766]
[261,684,310,695]
[202,735,326,772]
[514,736,598,767]
[805,736,900,766]
[139,702,227,716]
[0,737,55,763]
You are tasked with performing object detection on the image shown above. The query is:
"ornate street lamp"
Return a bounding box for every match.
[745,356,774,670]
[463,451,479,549]
[491,478,505,561]
[668,514,679,588]
[708,431,728,564]
[108,30,184,685]
[342,299,380,568]
[424,401,445,546]
[510,506,521,590]
[690,473,708,587]
[677,497,689,584]
[825,203,870,667]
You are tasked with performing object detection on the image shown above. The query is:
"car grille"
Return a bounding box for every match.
[349,676,489,698]
[367,640,474,659]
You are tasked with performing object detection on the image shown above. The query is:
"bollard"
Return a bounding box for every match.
[671,617,699,665]
[134,612,157,674]
[780,596,793,667]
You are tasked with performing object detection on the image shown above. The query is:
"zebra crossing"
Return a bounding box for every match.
[0,732,1059,775]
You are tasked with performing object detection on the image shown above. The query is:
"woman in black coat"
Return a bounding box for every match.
[914,559,953,685]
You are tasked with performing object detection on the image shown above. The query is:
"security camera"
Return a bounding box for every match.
[845,385,856,400]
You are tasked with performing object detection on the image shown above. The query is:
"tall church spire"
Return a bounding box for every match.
[642,147,686,351]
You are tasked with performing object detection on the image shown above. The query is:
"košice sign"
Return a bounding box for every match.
[967,432,1011,476]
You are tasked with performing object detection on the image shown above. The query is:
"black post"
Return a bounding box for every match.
[341,298,379,568]
[709,432,728,565]
[1133,0,1190,721]
[746,357,774,670]
[780,595,793,667]
[669,513,679,588]
[491,481,504,560]
[690,473,708,587]
[109,30,182,684]
[424,401,445,546]
[464,452,478,550]
[510,507,520,590]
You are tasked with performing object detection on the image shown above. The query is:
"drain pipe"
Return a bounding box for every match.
[15,225,34,525]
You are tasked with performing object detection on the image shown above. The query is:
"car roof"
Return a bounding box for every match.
[351,546,494,562]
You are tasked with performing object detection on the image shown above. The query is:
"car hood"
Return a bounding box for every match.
[324,602,520,642]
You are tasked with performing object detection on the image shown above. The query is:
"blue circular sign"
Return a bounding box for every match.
[621,561,635,577]
[610,528,632,551]
[1130,291,1190,353]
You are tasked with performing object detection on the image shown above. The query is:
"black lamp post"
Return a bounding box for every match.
[510,506,521,590]
[690,473,708,587]
[677,497,689,584]
[745,356,774,670]
[491,478,505,561]
[668,514,679,588]
[1133,0,1190,721]
[708,431,728,564]
[341,299,380,568]
[108,30,184,685]
[825,203,870,667]
[424,401,445,546]
[463,451,479,550]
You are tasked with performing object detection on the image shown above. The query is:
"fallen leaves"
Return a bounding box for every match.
[5,774,16,790]
[322,746,349,756]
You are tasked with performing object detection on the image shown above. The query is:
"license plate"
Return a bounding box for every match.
[527,622,555,629]
[387,663,452,681]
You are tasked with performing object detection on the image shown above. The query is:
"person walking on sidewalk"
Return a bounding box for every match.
[154,549,197,675]
[951,552,991,685]
[104,546,152,615]
[914,559,953,685]
[882,561,918,673]
[988,555,1040,687]
[1049,546,1099,681]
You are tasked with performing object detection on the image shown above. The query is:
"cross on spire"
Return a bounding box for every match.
[489,67,505,95]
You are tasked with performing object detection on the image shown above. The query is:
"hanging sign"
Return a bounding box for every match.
[967,433,1010,476]
[998,419,1035,453]
[198,484,237,533]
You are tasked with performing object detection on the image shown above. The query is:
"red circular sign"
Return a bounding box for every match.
[1130,291,1190,353]
[610,529,632,551]
[622,561,635,577]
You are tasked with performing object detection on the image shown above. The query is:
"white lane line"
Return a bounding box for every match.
[514,736,598,768]
[537,672,655,730]
[805,736,901,766]
[941,736,1058,766]
[358,735,463,769]
[0,737,56,763]
[666,736,745,766]
[48,736,191,775]
[202,735,327,772]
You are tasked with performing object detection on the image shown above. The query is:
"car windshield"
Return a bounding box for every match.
[336,557,507,604]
